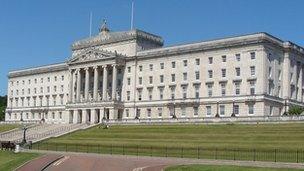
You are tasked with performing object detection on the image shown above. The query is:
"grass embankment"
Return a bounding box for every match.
[165,165,302,171]
[0,124,20,133]
[0,151,40,171]
[33,123,304,162]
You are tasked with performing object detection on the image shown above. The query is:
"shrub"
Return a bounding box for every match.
[288,106,304,116]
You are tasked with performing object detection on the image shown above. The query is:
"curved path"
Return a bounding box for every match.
[20,150,304,171]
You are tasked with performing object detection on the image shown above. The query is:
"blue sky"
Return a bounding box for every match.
[0,0,303,95]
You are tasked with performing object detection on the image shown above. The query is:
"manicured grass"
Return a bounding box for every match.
[33,123,304,163]
[165,164,301,171]
[42,123,304,150]
[0,124,20,133]
[0,151,40,171]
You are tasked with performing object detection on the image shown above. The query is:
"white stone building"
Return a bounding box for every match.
[5,22,304,124]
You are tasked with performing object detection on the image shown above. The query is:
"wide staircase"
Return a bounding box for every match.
[0,123,93,143]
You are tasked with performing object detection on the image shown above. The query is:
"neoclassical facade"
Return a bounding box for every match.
[5,22,304,124]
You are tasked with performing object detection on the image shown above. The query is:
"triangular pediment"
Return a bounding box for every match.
[68,49,121,64]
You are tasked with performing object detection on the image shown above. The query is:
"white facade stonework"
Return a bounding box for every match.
[5,23,304,123]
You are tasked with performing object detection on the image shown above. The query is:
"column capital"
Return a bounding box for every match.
[84,67,89,71]
[102,65,108,69]
[93,66,99,70]
[111,64,117,67]
[75,68,81,72]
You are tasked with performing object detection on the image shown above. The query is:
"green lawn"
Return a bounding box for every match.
[165,165,302,171]
[33,123,304,163]
[0,124,20,133]
[0,151,40,171]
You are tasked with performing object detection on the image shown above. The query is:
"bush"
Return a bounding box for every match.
[288,106,304,116]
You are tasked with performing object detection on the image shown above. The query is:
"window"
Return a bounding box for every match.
[126,109,129,118]
[54,76,57,81]
[195,85,200,99]
[60,96,64,105]
[160,75,164,83]
[149,64,153,71]
[41,78,43,83]
[34,88,37,94]
[22,89,24,95]
[160,63,164,69]
[220,105,225,116]
[170,87,175,99]
[235,54,241,61]
[183,72,187,81]
[206,106,212,116]
[61,85,64,92]
[193,107,198,116]
[48,77,50,82]
[208,57,213,64]
[148,89,153,100]
[233,105,239,115]
[61,75,64,81]
[53,96,56,106]
[195,58,200,65]
[195,71,200,80]
[54,86,57,92]
[207,84,213,97]
[182,86,187,98]
[235,82,241,95]
[149,76,153,84]
[138,90,142,101]
[59,112,62,119]
[250,81,255,95]
[208,70,213,78]
[127,67,131,73]
[41,87,44,93]
[17,81,19,86]
[171,61,176,68]
[52,112,55,119]
[250,52,256,60]
[47,86,50,93]
[34,79,37,84]
[221,69,226,78]
[171,74,175,82]
[28,79,31,84]
[181,107,186,116]
[222,55,227,62]
[235,67,240,77]
[183,60,188,67]
[158,108,163,117]
[248,104,254,115]
[139,65,143,72]
[250,66,255,76]
[139,77,142,85]
[221,83,226,96]
[159,88,164,100]
[147,108,152,118]
[27,88,30,94]
[127,91,130,101]
[127,78,131,85]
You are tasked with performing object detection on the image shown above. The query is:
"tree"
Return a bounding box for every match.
[0,95,7,121]
[288,106,304,116]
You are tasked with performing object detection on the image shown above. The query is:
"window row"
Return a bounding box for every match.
[10,75,65,86]
[10,95,66,107]
[10,85,65,96]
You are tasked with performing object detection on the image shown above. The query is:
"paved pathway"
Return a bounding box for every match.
[21,150,304,171]
[16,154,63,171]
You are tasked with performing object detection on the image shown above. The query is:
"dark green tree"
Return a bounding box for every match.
[288,105,304,116]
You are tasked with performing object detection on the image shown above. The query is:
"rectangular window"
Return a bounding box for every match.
[206,106,211,116]
[221,83,226,96]
[235,82,241,95]
[250,81,255,95]
[250,66,255,76]
[208,57,213,64]
[127,91,130,101]
[182,86,187,99]
[160,63,164,69]
[250,52,256,60]
[159,88,164,100]
[59,112,62,119]
[193,107,198,116]
[138,90,142,101]
[139,65,143,72]
[207,84,213,97]
[208,70,213,78]
[221,69,226,78]
[195,71,200,80]
[171,74,175,82]
[62,75,64,81]
[148,89,153,100]
[158,108,162,117]
[195,58,200,65]
[195,85,200,99]
[183,72,187,81]
[127,78,131,85]
[160,75,164,83]
[48,77,50,82]
[147,108,152,118]
[233,105,239,115]
[183,60,188,67]
[61,85,64,92]
[149,76,153,84]
[222,55,227,62]
[220,105,225,116]
[235,67,240,76]
[235,54,241,61]
[170,87,175,100]
[171,61,176,68]
[54,76,57,81]
[248,104,254,115]
[149,64,153,71]
[181,107,186,116]
[127,67,131,73]
[126,109,129,118]
[139,77,142,85]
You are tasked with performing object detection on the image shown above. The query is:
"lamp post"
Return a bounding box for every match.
[21,124,28,144]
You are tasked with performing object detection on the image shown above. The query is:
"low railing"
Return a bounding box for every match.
[30,142,304,163]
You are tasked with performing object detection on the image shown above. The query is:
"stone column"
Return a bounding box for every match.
[85,67,90,101]
[82,109,87,123]
[69,69,74,103]
[298,64,303,101]
[282,51,291,99]
[112,65,117,100]
[93,66,99,101]
[91,109,96,124]
[73,110,78,124]
[102,65,108,101]
[76,69,81,102]
[99,108,104,123]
